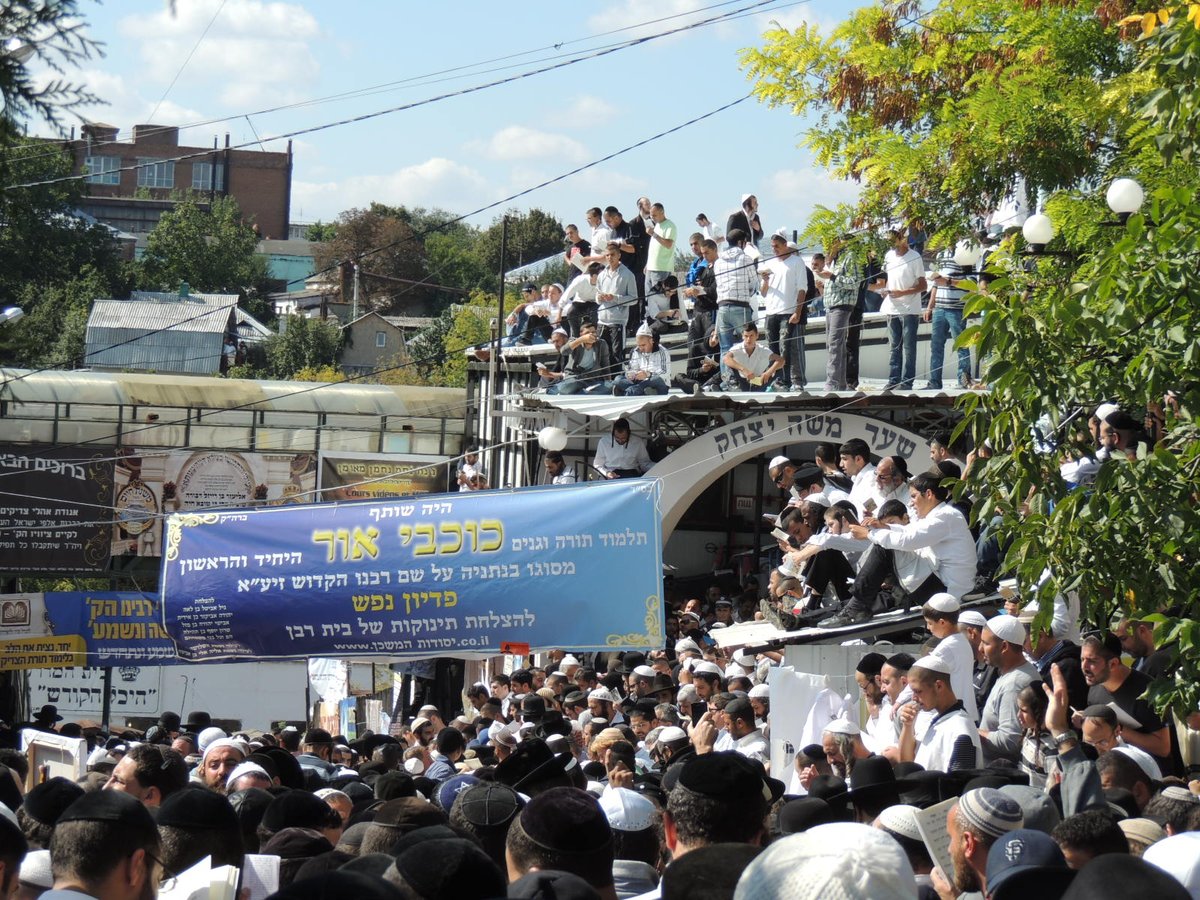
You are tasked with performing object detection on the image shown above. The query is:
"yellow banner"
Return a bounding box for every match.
[0,636,88,670]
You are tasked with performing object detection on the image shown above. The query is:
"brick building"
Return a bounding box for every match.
[64,123,292,240]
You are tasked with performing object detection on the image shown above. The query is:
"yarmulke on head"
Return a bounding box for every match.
[20,777,84,826]
[956,787,1024,840]
[986,614,1027,647]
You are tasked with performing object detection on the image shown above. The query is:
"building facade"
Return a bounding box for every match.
[64,123,292,240]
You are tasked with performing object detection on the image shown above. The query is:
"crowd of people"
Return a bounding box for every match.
[497,195,976,396]
[2,592,1197,900]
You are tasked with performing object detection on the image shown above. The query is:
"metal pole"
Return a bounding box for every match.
[352,263,360,321]
[100,667,113,733]
[488,217,509,461]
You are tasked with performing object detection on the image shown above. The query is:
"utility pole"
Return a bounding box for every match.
[488,217,509,466]
[352,262,361,321]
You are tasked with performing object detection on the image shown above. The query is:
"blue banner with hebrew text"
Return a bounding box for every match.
[160,479,664,661]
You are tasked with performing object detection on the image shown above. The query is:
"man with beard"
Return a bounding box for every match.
[942,787,1024,898]
[46,791,163,900]
[854,652,889,751]
[200,738,246,794]
[820,719,872,779]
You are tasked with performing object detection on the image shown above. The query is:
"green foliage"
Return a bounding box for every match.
[741,0,1137,246]
[305,221,338,242]
[263,316,344,380]
[312,204,430,315]
[139,196,267,295]
[958,11,1200,716]
[0,1,104,136]
[439,300,493,388]
[473,208,565,273]
[4,267,109,367]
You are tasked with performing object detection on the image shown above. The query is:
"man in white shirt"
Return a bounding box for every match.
[722,321,782,391]
[839,438,877,520]
[898,655,983,772]
[561,262,603,336]
[544,451,576,485]
[593,417,651,479]
[871,228,926,391]
[823,471,975,628]
[695,212,724,245]
[725,698,769,765]
[759,234,808,390]
[583,206,613,264]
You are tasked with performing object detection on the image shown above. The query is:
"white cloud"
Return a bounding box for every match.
[559,95,619,129]
[465,126,588,163]
[118,0,321,110]
[291,157,494,222]
[587,0,734,41]
[766,166,861,228]
[45,68,206,137]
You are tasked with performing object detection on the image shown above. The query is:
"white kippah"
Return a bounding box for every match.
[877,805,924,843]
[749,684,770,699]
[636,323,654,338]
[201,737,245,762]
[659,726,688,743]
[823,718,861,736]
[926,593,961,613]
[769,455,792,471]
[226,760,269,787]
[958,610,988,628]
[912,655,951,676]
[986,614,1027,646]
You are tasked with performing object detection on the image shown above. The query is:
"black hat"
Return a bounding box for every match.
[658,844,763,899]
[777,797,837,834]
[159,711,182,730]
[1061,853,1190,900]
[649,674,675,694]
[848,756,900,808]
[268,871,405,900]
[675,752,780,805]
[508,870,602,900]
[799,744,826,763]
[518,787,611,853]
[184,711,212,731]
[495,739,556,788]
[261,746,305,789]
[293,850,356,882]
[157,786,239,832]
[455,782,524,827]
[392,837,505,899]
[807,774,849,805]
[262,790,340,834]
[261,826,334,860]
[374,770,416,801]
[563,691,586,707]
[57,788,156,832]
[33,705,62,723]
[302,728,333,745]
[855,652,888,677]
[521,694,547,722]
[247,752,280,781]
[21,776,84,825]
[340,852,396,880]
[372,797,447,832]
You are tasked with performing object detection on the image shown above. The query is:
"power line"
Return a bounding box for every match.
[146,0,228,125]
[3,0,783,193]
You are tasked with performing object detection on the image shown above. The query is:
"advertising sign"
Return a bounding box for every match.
[161,479,664,661]
[318,451,447,501]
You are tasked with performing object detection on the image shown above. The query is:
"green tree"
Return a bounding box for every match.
[305,221,337,242]
[139,196,268,294]
[0,1,104,137]
[742,0,1138,247]
[438,299,493,388]
[473,208,565,274]
[264,315,344,380]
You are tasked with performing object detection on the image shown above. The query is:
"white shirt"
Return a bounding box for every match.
[590,224,614,255]
[550,471,576,485]
[867,502,976,601]
[735,728,770,764]
[593,433,651,477]
[881,247,926,316]
[848,464,877,520]
[916,705,983,772]
[929,631,980,723]
[561,273,599,317]
[760,253,805,316]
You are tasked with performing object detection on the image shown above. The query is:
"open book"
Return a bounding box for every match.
[914,798,957,885]
[159,854,279,900]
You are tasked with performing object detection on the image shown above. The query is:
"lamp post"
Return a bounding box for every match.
[952,241,983,275]
[1021,214,1056,254]
[1105,177,1146,225]
[0,307,24,324]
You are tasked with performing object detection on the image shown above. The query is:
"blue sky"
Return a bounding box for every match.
[34,0,861,235]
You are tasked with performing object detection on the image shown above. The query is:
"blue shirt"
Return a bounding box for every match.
[686,256,708,286]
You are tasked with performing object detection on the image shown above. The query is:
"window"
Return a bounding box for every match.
[375,331,388,348]
[136,158,174,189]
[84,155,121,185]
[192,161,225,191]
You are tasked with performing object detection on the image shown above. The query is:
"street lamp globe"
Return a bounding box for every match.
[1022,214,1055,248]
[952,242,982,268]
[1106,178,1144,216]
[537,426,568,452]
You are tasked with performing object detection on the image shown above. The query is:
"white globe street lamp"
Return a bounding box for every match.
[1022,214,1055,251]
[1106,178,1145,222]
[537,426,568,452]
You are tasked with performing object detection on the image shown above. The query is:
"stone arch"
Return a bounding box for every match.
[647,411,929,538]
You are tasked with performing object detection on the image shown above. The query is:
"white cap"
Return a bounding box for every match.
[768,455,792,471]
[418,704,439,714]
[804,493,831,509]
[912,655,952,675]
[552,326,568,337]
[692,661,723,677]
[201,737,246,763]
[633,665,656,678]
[635,323,654,338]
[18,850,53,889]
[677,684,699,703]
[675,638,701,654]
[877,805,924,843]
[86,746,117,768]
[404,757,426,775]
[986,614,1027,646]
[197,726,227,752]
[926,593,961,613]
[410,717,431,732]
[600,787,657,831]
[226,760,270,788]
[659,726,688,743]
[1144,832,1200,897]
[560,654,581,668]
[827,489,852,506]
[733,650,756,667]
[958,610,989,628]
[589,687,617,703]
[1095,402,1121,422]
[749,684,770,699]
[823,718,860,736]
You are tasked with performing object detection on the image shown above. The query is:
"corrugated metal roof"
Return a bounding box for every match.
[85,295,236,374]
[89,296,234,334]
[2,368,468,419]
